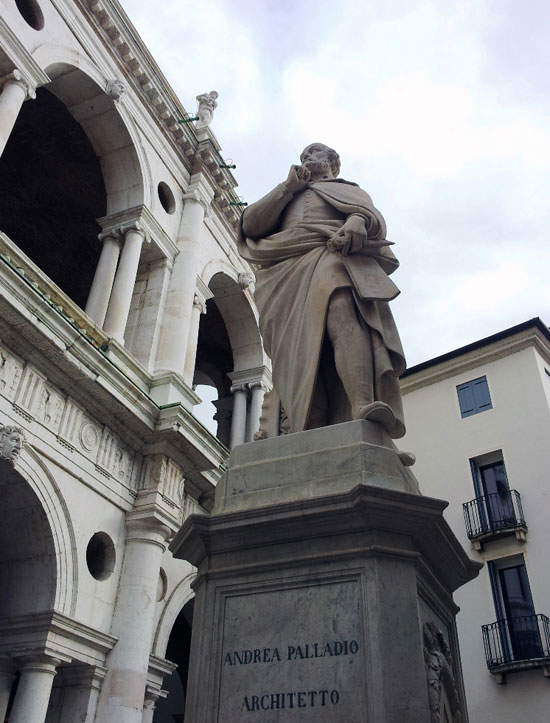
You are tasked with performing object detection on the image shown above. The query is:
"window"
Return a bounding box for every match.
[488,556,542,661]
[471,455,515,530]
[456,376,492,418]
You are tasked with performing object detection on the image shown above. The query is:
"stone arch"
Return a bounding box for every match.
[32,43,147,213]
[200,260,265,373]
[153,571,195,657]
[11,446,78,616]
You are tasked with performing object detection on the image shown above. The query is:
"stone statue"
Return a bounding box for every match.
[238,143,406,438]
[423,622,462,722]
[0,424,25,462]
[196,90,219,125]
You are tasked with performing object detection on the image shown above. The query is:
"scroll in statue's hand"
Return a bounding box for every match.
[327,215,368,255]
[327,215,393,256]
[283,164,311,194]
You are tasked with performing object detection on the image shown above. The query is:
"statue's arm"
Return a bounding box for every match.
[241,183,294,238]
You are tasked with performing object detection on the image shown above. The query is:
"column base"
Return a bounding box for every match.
[172,421,481,723]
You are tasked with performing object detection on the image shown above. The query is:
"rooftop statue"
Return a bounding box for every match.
[196,90,219,126]
[238,143,406,438]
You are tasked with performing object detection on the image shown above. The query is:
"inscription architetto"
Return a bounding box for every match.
[217,580,365,722]
[222,640,359,713]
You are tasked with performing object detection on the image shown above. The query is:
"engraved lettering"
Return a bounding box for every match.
[242,689,340,712]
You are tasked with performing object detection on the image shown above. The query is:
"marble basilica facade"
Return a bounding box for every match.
[0,1,269,721]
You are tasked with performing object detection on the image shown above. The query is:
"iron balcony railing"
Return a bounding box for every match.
[463,489,525,540]
[482,614,550,669]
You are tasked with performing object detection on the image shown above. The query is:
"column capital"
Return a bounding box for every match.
[0,69,36,99]
[183,174,216,214]
[14,654,63,673]
[125,514,172,549]
[247,380,267,392]
[144,684,167,707]
[230,383,248,395]
[97,229,122,245]
[192,292,207,314]
[122,221,147,240]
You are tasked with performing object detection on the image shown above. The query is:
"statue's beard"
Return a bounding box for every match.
[303,159,332,178]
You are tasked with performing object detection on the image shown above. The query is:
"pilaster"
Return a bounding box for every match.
[154,173,216,397]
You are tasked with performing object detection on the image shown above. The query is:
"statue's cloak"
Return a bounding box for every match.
[238,180,406,434]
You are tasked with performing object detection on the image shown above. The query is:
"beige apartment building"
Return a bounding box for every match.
[401,317,550,723]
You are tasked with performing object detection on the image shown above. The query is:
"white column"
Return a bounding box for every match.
[85,232,122,326]
[246,382,266,442]
[103,225,146,344]
[230,384,248,448]
[9,657,59,723]
[0,659,14,722]
[142,688,163,723]
[0,70,35,157]
[155,186,211,378]
[95,516,171,723]
[183,292,207,382]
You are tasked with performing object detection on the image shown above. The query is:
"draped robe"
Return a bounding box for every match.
[238,178,406,436]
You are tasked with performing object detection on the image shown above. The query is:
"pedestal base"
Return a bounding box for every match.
[171,422,480,723]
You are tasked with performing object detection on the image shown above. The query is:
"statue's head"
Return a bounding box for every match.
[300,143,340,179]
[0,424,24,462]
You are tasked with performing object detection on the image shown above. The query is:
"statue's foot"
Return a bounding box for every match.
[355,401,406,439]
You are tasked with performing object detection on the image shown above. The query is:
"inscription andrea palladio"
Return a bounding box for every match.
[223,639,360,713]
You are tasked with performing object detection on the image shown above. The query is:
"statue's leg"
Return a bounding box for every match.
[326,288,374,419]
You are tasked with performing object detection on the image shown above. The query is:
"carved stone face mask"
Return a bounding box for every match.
[0,431,23,460]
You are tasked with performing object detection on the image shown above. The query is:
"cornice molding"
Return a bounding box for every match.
[0,17,50,87]
[400,329,550,395]
[0,610,118,664]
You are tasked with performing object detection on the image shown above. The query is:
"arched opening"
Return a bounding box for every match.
[0,460,58,717]
[0,461,57,618]
[193,297,234,446]
[0,86,106,308]
[0,63,144,312]
[154,599,194,722]
[193,271,265,447]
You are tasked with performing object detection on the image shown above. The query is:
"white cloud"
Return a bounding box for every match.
[120,0,550,365]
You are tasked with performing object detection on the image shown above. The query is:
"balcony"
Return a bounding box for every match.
[482,614,550,683]
[463,489,527,550]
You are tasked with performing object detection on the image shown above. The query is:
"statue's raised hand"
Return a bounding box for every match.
[284,164,311,194]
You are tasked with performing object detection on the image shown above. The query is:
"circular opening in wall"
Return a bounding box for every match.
[15,0,45,30]
[158,182,176,214]
[86,532,116,581]
[157,568,168,602]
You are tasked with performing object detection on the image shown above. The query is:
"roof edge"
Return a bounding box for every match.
[402,317,550,378]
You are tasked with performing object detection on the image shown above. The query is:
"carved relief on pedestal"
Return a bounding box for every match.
[0,423,25,463]
[423,622,462,723]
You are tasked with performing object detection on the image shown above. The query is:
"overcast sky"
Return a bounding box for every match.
[121,0,549,368]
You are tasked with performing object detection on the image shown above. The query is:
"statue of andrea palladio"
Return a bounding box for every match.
[238,143,406,440]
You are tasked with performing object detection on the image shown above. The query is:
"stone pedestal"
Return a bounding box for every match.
[171,421,481,723]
